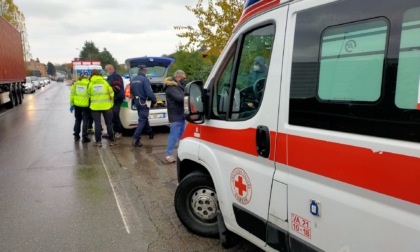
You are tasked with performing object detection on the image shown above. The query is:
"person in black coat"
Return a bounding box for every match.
[163,70,187,163]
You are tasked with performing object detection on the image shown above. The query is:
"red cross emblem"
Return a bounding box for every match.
[230,168,252,205]
[235,176,247,196]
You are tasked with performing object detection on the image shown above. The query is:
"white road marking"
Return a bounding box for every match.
[98,149,131,234]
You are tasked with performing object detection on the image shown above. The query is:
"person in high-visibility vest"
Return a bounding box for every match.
[70,71,91,143]
[87,69,116,147]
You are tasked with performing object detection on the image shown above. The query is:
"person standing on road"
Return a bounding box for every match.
[87,69,116,147]
[163,70,187,163]
[131,65,156,147]
[105,64,124,139]
[70,71,91,143]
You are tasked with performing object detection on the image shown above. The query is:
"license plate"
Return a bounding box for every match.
[149,113,166,119]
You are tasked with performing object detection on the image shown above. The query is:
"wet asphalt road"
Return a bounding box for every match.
[0,81,262,252]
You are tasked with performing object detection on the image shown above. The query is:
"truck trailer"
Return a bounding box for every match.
[0,16,25,109]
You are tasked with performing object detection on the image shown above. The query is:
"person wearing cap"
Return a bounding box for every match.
[248,56,268,86]
[130,65,156,147]
[87,69,116,147]
[70,71,91,143]
[105,64,124,139]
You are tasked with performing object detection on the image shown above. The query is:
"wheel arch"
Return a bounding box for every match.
[177,158,210,183]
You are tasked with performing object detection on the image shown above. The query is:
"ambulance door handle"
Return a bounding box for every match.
[256,125,270,158]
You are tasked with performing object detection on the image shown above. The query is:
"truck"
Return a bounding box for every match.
[71,60,103,81]
[176,0,420,251]
[0,16,26,110]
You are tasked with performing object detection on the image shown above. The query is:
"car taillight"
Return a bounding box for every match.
[124,84,131,98]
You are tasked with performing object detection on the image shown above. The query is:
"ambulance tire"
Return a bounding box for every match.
[174,172,219,238]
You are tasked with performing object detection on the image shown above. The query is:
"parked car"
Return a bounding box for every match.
[29,76,41,89]
[24,77,35,93]
[39,78,46,87]
[57,77,64,82]
[120,57,175,132]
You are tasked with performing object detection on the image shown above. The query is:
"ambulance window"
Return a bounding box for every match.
[318,19,388,102]
[212,25,274,121]
[213,49,235,120]
[233,25,274,120]
[395,7,420,110]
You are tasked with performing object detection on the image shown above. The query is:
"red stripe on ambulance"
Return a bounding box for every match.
[182,124,420,205]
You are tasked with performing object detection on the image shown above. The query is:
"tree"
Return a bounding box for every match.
[0,0,32,61]
[78,42,120,69]
[47,62,56,77]
[99,48,119,69]
[165,47,215,82]
[79,41,100,61]
[175,0,244,58]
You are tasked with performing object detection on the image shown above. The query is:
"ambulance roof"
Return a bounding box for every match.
[236,0,291,29]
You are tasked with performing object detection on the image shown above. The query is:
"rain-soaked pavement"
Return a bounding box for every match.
[0,81,261,252]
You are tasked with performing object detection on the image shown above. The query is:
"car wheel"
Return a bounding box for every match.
[174,171,219,237]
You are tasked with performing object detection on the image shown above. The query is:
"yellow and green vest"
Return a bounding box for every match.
[88,75,114,111]
[70,78,90,107]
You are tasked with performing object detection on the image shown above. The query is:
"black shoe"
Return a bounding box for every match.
[74,136,81,141]
[82,138,91,143]
[149,133,154,139]
[132,139,143,147]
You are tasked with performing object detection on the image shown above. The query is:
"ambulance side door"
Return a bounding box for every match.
[198,8,288,246]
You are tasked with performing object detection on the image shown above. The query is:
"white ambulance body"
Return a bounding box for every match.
[175,0,420,251]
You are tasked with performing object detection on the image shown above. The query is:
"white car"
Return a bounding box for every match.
[120,57,175,131]
[24,77,36,93]
[29,76,41,89]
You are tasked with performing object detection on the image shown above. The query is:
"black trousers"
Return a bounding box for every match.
[73,106,90,138]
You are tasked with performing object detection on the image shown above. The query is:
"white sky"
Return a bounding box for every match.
[14,0,198,65]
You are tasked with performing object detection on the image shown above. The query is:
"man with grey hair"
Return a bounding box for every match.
[163,70,187,163]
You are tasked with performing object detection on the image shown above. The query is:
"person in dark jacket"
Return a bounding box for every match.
[131,65,156,147]
[163,70,187,163]
[105,64,124,139]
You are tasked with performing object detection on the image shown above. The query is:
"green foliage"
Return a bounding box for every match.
[175,0,244,59]
[47,62,56,76]
[78,41,119,69]
[99,48,119,69]
[0,0,31,61]
[165,49,215,82]
[79,41,100,61]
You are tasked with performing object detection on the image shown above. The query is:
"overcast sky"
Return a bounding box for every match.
[14,0,198,65]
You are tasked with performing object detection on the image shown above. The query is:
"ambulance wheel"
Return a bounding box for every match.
[174,172,219,237]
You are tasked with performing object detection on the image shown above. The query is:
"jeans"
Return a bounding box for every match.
[166,120,185,156]
[112,98,123,133]
[133,105,152,141]
[73,106,90,138]
[91,109,114,142]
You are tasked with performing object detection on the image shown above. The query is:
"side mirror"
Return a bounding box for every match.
[184,81,205,124]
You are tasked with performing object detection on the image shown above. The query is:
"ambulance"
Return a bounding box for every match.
[174,0,420,251]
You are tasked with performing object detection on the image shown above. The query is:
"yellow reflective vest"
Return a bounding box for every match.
[70,78,90,107]
[88,75,114,111]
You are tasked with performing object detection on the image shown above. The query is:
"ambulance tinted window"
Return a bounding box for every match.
[318,19,387,102]
[395,7,420,110]
[289,0,420,142]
